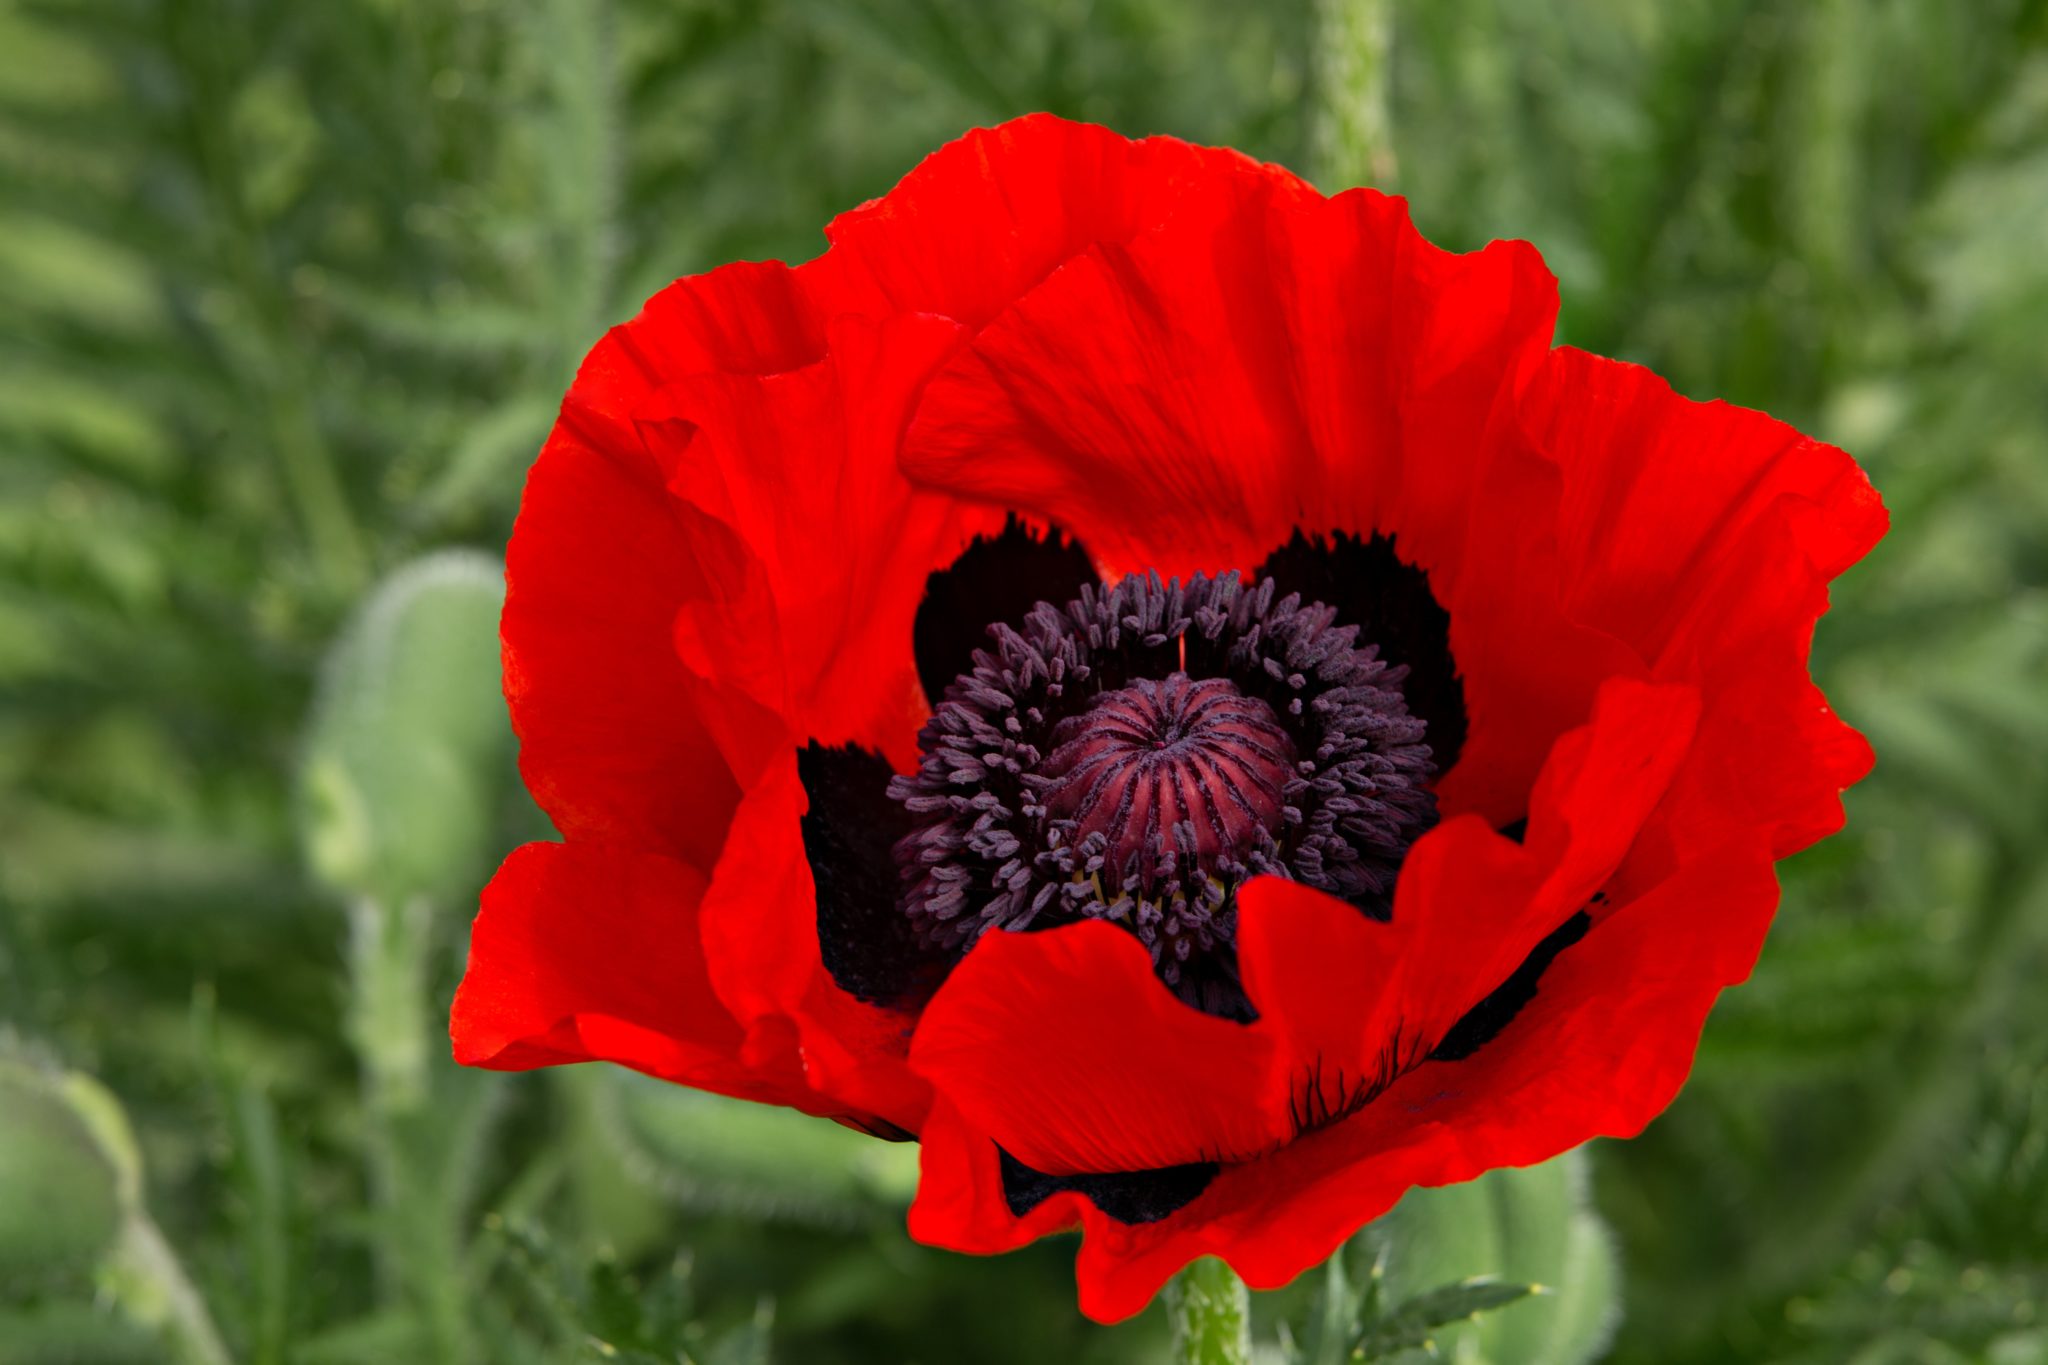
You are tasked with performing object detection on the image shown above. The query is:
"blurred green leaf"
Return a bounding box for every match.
[1354,1279,1538,1362]
[413,394,560,529]
[1293,1239,1360,1365]
[1360,1149,1619,1365]
[483,1213,775,1365]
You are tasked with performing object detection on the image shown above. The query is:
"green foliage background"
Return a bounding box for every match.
[1,0,2044,1360]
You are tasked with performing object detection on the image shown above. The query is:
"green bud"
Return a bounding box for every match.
[603,1074,921,1227]
[298,551,510,909]
[0,1057,131,1285]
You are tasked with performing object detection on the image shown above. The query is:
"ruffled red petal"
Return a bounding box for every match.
[643,313,1005,776]
[503,259,870,873]
[504,379,747,875]
[1522,348,1887,865]
[809,115,1297,330]
[909,920,1291,1175]
[489,256,998,1124]
[898,183,1547,580]
[908,1098,1081,1253]
[452,841,812,1106]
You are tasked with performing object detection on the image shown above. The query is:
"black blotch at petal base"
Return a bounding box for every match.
[1255,530,1467,772]
[799,742,951,1008]
[912,516,1099,707]
[997,1146,1219,1225]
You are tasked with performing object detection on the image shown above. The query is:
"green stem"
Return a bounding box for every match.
[345,896,468,1361]
[346,895,411,1305]
[109,1216,233,1365]
[1312,0,1398,190]
[346,896,432,1134]
[1167,1258,1251,1365]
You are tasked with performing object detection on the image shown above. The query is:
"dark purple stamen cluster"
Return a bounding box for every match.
[888,571,1438,1013]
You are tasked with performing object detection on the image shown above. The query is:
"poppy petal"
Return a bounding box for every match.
[504,262,841,873]
[1234,675,1699,1134]
[896,185,1556,581]
[494,270,999,1129]
[1521,350,1887,865]
[505,409,746,873]
[1530,348,1887,667]
[450,842,814,1105]
[908,920,1292,1176]
[646,312,1005,776]
[810,114,1296,330]
[909,1098,1081,1254]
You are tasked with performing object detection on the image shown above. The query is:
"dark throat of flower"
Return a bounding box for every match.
[886,569,1440,1020]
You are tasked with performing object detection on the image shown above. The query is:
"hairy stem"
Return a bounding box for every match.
[109,1216,233,1365]
[1167,1258,1252,1365]
[346,895,468,1361]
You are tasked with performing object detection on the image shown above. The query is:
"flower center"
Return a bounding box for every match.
[888,571,1439,1016]
[1038,673,1294,881]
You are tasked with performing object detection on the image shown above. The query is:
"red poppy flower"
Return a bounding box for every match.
[451,115,1886,1322]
